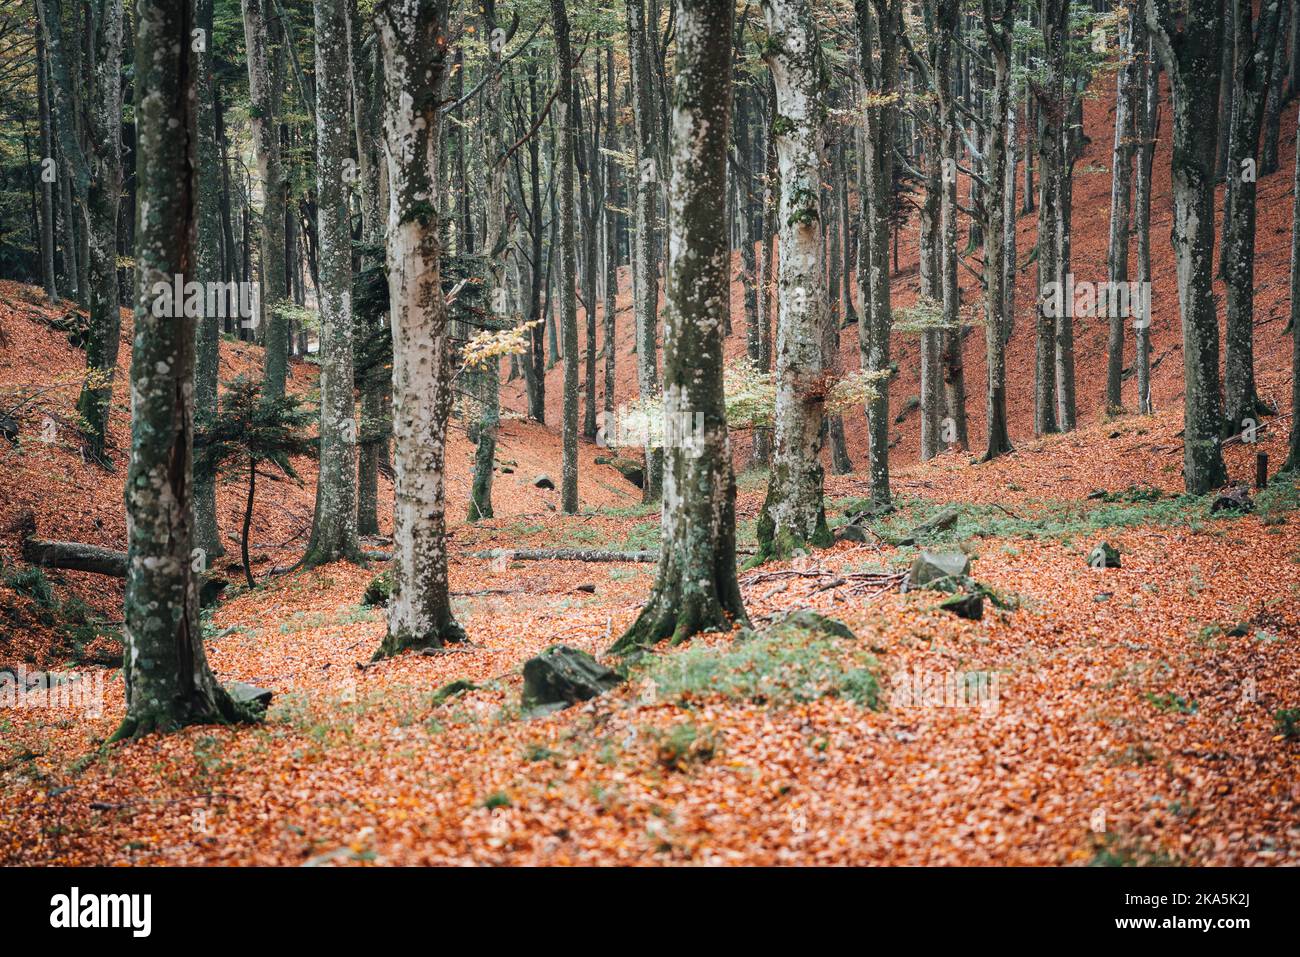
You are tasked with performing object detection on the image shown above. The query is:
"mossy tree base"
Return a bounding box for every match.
[372,619,468,661]
[107,686,260,744]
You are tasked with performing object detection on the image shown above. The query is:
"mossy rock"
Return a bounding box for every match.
[769,609,856,641]
[906,550,971,592]
[609,457,645,489]
[521,644,624,715]
[1087,542,1121,569]
[362,571,393,607]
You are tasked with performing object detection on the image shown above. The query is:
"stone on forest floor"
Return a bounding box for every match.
[1210,486,1253,514]
[521,644,624,715]
[1087,542,1121,569]
[608,457,645,489]
[533,474,555,490]
[906,550,971,591]
[362,571,393,606]
[939,593,984,620]
[769,609,856,641]
[835,524,871,543]
[226,681,272,712]
[911,506,960,537]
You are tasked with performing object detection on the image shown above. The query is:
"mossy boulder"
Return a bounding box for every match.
[362,571,393,607]
[1087,542,1121,569]
[521,645,624,715]
[906,550,971,592]
[769,609,856,641]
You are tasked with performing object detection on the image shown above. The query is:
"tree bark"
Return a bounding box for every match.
[302,0,361,567]
[756,0,832,561]
[552,0,580,515]
[1147,0,1230,493]
[242,0,290,398]
[626,0,664,501]
[113,0,250,740]
[1222,0,1282,434]
[611,0,746,655]
[372,0,466,656]
[37,0,124,460]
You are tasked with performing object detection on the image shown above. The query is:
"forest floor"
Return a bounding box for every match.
[0,279,1296,863]
[1,74,1298,865]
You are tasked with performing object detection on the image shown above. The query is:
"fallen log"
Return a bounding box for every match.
[12,510,127,577]
[21,536,127,577]
[472,547,660,563]
[10,509,225,604]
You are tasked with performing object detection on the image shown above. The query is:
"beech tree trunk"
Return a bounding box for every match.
[37,0,124,460]
[373,0,467,657]
[552,0,580,515]
[611,0,746,654]
[756,0,832,561]
[302,0,361,567]
[980,0,1014,461]
[1222,0,1282,435]
[856,0,899,503]
[1148,0,1229,494]
[626,0,664,500]
[469,0,508,522]
[242,0,290,398]
[1105,4,1139,412]
[114,0,249,740]
[1134,13,1158,415]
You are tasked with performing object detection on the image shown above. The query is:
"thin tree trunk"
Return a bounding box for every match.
[302,0,361,567]
[552,0,580,515]
[242,0,290,398]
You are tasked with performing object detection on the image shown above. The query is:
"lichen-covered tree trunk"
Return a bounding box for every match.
[242,0,290,398]
[1286,99,1300,474]
[602,44,619,432]
[752,77,778,466]
[1147,0,1229,494]
[37,0,123,461]
[113,0,250,741]
[611,0,746,656]
[1133,18,1157,415]
[302,0,361,567]
[1105,3,1139,413]
[35,26,58,303]
[1222,0,1282,435]
[756,0,831,562]
[979,0,1014,462]
[626,0,664,501]
[1044,0,1074,433]
[856,0,899,503]
[348,0,386,536]
[936,0,968,450]
[372,0,466,657]
[552,0,580,515]
[469,0,507,523]
[193,0,224,560]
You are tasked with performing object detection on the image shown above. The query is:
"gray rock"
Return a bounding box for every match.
[939,593,984,620]
[1087,541,1121,569]
[912,506,960,537]
[521,645,624,714]
[770,609,856,641]
[226,681,272,712]
[835,524,871,543]
[906,550,971,591]
[533,474,555,490]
